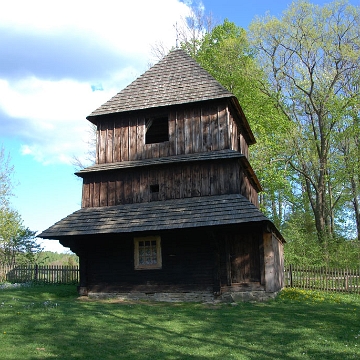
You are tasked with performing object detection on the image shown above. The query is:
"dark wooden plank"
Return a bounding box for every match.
[124,172,133,204]
[136,117,144,160]
[99,180,108,206]
[201,162,210,196]
[202,106,211,151]
[114,123,121,162]
[191,162,201,197]
[82,182,90,208]
[120,123,129,161]
[184,108,192,154]
[183,165,191,198]
[242,133,249,157]
[108,179,116,206]
[173,164,182,199]
[139,168,148,203]
[225,236,232,286]
[238,169,244,197]
[230,113,237,151]
[164,165,172,199]
[98,121,106,164]
[218,106,226,150]
[89,181,94,207]
[218,161,226,195]
[149,166,159,202]
[145,144,152,159]
[95,123,100,164]
[151,143,160,159]
[159,141,170,158]
[193,107,201,153]
[210,105,218,151]
[115,178,124,205]
[177,110,185,154]
[227,161,237,194]
[210,162,219,195]
[224,106,230,150]
[158,167,165,201]
[129,117,137,161]
[106,119,114,163]
[133,169,141,203]
[168,110,176,156]
[93,181,100,207]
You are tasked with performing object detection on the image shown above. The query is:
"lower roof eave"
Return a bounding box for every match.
[38,194,284,242]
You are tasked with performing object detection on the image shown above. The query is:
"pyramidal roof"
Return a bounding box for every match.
[87,49,234,120]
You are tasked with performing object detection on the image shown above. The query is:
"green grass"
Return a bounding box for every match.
[0,284,359,359]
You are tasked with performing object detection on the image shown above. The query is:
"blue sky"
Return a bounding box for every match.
[1,0,359,253]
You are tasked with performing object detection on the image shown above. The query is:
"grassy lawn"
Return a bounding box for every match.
[0,284,359,359]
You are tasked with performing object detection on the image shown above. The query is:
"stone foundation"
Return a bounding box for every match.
[87,290,278,303]
[87,291,215,303]
[219,290,278,302]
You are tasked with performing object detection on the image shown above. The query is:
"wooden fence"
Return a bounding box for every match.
[0,265,79,284]
[1,264,360,293]
[285,265,360,294]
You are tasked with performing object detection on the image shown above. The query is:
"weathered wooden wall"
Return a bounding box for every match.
[219,230,262,287]
[68,226,265,294]
[95,101,248,164]
[76,230,215,293]
[81,159,258,208]
[263,232,284,292]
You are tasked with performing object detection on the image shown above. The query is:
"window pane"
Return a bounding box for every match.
[135,237,161,269]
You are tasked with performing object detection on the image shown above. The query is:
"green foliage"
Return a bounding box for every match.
[0,146,15,208]
[0,144,40,266]
[35,251,79,266]
[179,10,360,267]
[183,19,294,229]
[249,0,360,242]
[0,207,41,266]
[0,285,359,359]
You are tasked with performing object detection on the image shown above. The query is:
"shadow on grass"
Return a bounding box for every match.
[0,285,359,359]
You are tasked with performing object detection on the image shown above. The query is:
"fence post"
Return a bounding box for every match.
[289,264,293,288]
[34,264,38,282]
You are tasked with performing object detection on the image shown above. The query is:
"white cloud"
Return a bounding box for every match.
[0,0,192,58]
[0,74,130,165]
[0,1,193,165]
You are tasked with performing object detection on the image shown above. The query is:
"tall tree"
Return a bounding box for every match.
[151,4,216,61]
[0,145,41,266]
[249,0,360,243]
[0,146,15,209]
[185,20,293,229]
[0,208,39,266]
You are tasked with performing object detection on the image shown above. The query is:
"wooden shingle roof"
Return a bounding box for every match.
[87,49,234,121]
[75,150,243,175]
[75,150,263,192]
[39,194,272,239]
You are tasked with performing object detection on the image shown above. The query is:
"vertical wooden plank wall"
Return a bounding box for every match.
[81,160,257,208]
[95,102,249,164]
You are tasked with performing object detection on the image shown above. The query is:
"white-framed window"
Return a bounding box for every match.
[134,236,162,270]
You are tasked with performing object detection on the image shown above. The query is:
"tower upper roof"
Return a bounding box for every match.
[87,49,234,119]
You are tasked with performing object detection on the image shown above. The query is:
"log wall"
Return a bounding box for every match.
[95,101,248,164]
[71,226,264,294]
[220,230,262,286]
[79,230,215,293]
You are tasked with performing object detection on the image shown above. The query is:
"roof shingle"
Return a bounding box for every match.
[87,49,234,120]
[75,150,244,176]
[39,194,270,239]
